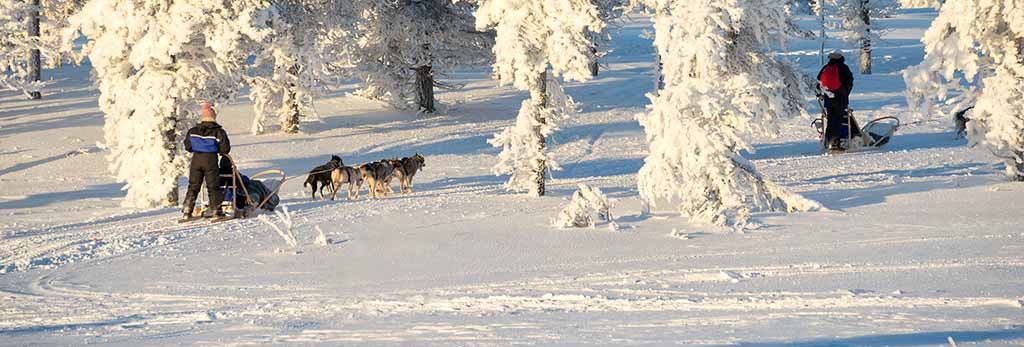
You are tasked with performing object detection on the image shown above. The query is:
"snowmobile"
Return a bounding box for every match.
[813,99,900,154]
[182,154,285,223]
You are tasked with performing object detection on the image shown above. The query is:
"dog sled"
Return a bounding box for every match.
[187,154,285,223]
[813,100,900,154]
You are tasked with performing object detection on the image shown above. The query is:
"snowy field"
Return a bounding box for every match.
[2,9,1024,346]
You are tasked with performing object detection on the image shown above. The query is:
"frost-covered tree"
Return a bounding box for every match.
[1,0,86,98]
[248,0,342,135]
[65,0,272,208]
[635,0,821,227]
[587,0,627,77]
[903,0,1024,180]
[351,0,492,112]
[475,0,605,196]
[829,0,899,74]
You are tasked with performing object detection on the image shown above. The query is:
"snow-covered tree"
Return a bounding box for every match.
[829,0,899,74]
[475,0,605,196]
[351,0,493,112]
[635,0,821,227]
[587,0,628,77]
[903,0,1024,180]
[1,0,86,98]
[248,0,342,135]
[65,0,272,208]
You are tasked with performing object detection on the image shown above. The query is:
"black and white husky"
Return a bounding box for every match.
[304,155,342,201]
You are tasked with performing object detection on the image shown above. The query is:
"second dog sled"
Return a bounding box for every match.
[813,100,900,154]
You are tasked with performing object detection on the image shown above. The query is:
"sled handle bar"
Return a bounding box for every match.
[861,116,901,133]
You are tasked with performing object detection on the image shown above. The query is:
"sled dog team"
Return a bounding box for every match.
[304,154,426,201]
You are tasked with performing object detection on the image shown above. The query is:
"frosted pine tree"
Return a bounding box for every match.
[475,0,605,196]
[2,0,45,97]
[248,0,341,135]
[829,0,899,74]
[1,0,38,96]
[903,0,1024,180]
[635,0,821,227]
[65,0,272,208]
[350,0,492,112]
[1,0,85,98]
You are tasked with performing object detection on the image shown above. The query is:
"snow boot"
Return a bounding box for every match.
[178,212,201,223]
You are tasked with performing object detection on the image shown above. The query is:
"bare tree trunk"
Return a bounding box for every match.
[414,65,435,113]
[532,71,548,196]
[859,0,872,75]
[280,64,301,134]
[27,0,41,100]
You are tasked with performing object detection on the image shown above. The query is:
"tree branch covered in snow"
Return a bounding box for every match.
[634,0,820,227]
[903,0,1024,180]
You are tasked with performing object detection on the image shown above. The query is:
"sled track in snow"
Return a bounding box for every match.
[4,255,1020,340]
[0,171,508,274]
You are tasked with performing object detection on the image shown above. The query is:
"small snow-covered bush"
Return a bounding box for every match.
[554,184,616,230]
[259,206,298,248]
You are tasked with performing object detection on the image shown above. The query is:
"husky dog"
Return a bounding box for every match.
[358,161,395,198]
[393,153,425,193]
[330,165,363,200]
[304,155,342,200]
[381,158,403,194]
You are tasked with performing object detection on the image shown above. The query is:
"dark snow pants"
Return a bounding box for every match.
[824,103,848,144]
[182,153,223,214]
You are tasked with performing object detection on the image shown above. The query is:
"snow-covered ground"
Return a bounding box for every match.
[2,9,1023,346]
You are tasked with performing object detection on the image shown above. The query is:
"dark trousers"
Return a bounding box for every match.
[182,153,223,214]
[824,103,847,144]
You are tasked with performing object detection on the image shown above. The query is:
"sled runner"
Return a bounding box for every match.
[812,105,900,154]
[188,154,285,222]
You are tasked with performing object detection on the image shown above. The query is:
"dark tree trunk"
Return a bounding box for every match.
[859,0,872,75]
[414,65,435,113]
[589,45,599,77]
[164,106,180,206]
[280,64,301,134]
[533,71,548,196]
[27,0,41,100]
[655,54,665,94]
[1013,38,1024,180]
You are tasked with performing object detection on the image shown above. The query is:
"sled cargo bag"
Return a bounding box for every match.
[223,174,252,209]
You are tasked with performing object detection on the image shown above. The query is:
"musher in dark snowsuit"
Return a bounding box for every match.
[816,51,856,150]
[181,103,231,220]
